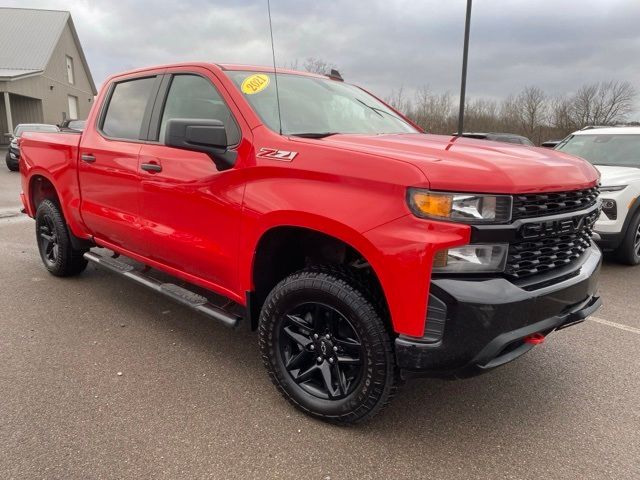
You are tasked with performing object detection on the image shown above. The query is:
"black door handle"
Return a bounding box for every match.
[81,154,96,163]
[141,163,162,173]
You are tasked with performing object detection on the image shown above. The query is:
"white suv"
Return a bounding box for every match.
[556,127,640,264]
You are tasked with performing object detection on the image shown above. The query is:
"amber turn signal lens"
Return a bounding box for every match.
[411,192,452,218]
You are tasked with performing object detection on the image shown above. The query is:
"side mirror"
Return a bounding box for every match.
[164,118,237,171]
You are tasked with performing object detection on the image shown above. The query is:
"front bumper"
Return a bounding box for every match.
[395,244,602,378]
[5,150,17,169]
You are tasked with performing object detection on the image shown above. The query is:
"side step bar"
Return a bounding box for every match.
[84,251,241,328]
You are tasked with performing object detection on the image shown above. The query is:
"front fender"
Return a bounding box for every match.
[240,210,470,337]
[239,209,385,292]
[363,215,470,337]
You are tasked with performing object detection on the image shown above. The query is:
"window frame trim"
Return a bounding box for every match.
[146,71,242,148]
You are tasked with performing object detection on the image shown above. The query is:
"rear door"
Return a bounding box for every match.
[137,68,247,291]
[78,73,162,255]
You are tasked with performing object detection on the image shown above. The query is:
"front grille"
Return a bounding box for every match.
[512,187,599,220]
[505,228,593,279]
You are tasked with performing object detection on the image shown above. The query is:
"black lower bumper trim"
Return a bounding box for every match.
[593,231,623,251]
[395,245,602,378]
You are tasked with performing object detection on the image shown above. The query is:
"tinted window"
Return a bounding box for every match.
[225,71,417,136]
[102,76,156,140]
[159,74,240,145]
[557,134,640,167]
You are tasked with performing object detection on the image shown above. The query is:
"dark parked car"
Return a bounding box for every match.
[541,140,561,148]
[58,119,86,132]
[5,123,59,171]
[457,132,534,146]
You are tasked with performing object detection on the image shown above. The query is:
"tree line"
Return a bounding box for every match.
[386,81,637,144]
[295,57,638,145]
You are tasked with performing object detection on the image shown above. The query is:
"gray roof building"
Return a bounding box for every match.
[0,8,97,143]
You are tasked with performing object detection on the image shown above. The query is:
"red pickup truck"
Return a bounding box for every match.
[19,63,602,423]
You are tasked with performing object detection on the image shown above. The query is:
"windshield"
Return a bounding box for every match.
[557,134,640,167]
[225,71,418,136]
[14,124,59,137]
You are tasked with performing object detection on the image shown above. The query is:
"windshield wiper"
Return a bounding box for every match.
[290,132,339,139]
[355,98,407,123]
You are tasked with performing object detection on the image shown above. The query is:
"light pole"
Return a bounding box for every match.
[456,0,473,136]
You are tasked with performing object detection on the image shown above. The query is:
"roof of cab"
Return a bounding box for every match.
[104,62,331,84]
[216,63,329,79]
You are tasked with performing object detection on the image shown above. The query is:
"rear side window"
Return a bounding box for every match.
[158,74,240,145]
[102,76,157,140]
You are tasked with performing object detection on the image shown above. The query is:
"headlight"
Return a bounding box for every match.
[600,185,627,192]
[433,244,508,273]
[408,189,512,224]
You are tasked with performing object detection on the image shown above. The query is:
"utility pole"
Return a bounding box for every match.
[456,0,472,136]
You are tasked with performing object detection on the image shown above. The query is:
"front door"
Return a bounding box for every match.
[138,72,245,291]
[78,75,160,255]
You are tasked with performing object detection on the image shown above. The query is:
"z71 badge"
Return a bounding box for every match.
[257,148,298,161]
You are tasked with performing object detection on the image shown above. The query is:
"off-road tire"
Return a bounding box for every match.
[259,267,398,424]
[35,199,88,276]
[615,211,640,265]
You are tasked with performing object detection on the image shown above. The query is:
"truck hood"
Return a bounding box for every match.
[594,165,640,186]
[321,133,599,193]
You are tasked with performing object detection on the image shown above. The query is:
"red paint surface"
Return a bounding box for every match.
[18,62,600,336]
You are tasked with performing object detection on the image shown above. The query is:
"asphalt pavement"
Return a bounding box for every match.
[0,165,638,479]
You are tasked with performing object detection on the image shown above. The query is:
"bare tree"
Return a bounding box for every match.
[549,95,576,135]
[515,86,548,144]
[572,80,636,127]
[385,86,412,115]
[411,87,455,133]
[302,57,337,75]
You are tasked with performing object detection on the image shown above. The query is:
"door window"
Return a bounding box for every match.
[102,76,157,140]
[158,74,240,145]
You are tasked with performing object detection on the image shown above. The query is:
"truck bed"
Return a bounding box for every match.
[19,131,84,231]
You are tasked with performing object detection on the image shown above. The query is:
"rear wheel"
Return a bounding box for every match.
[615,211,640,265]
[35,199,88,276]
[259,267,397,424]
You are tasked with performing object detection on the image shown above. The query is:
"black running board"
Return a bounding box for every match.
[84,251,241,328]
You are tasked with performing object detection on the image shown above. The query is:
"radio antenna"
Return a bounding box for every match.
[267,0,283,135]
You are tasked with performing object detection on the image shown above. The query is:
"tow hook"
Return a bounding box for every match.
[523,333,545,345]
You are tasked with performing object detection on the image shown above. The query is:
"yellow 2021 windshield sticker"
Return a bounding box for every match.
[241,74,270,94]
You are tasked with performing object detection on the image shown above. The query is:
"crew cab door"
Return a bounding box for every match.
[78,73,163,255]
[137,70,247,292]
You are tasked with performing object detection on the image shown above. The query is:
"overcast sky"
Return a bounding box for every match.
[6,0,640,118]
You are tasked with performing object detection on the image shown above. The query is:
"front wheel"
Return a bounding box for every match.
[615,211,640,265]
[35,199,88,276]
[259,267,397,424]
[5,151,18,171]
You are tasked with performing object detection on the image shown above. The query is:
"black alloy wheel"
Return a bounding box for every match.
[35,199,88,276]
[279,302,364,400]
[38,214,60,268]
[259,267,398,424]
